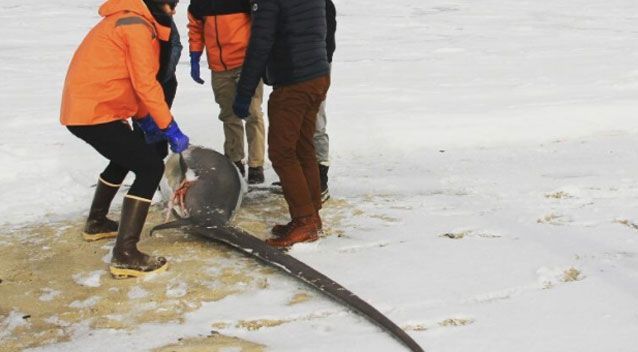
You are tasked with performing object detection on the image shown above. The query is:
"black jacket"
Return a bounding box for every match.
[237,0,331,98]
[326,0,336,63]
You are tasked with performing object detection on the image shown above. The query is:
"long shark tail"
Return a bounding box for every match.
[188,225,425,352]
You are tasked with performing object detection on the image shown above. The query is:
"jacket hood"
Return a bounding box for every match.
[99,0,170,41]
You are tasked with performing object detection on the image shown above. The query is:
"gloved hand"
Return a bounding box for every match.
[190,51,205,84]
[232,94,252,119]
[135,115,165,144]
[163,119,190,153]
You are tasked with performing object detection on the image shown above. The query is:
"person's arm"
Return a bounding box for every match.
[236,0,279,99]
[161,20,183,83]
[187,6,206,84]
[116,18,172,129]
[187,6,205,53]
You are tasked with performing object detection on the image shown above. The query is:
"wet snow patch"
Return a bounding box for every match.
[72,270,103,288]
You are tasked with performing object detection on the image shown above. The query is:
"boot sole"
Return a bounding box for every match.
[109,262,168,279]
[83,231,117,242]
[266,235,319,248]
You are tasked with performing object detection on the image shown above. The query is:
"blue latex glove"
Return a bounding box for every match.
[163,119,190,153]
[135,115,165,144]
[190,51,205,84]
[232,94,252,119]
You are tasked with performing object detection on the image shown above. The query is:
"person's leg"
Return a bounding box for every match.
[313,99,329,165]
[68,126,129,241]
[245,80,266,183]
[69,121,167,277]
[298,76,330,213]
[266,76,330,247]
[267,85,316,220]
[313,99,330,201]
[212,69,246,176]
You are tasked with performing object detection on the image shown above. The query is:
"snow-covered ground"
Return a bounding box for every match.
[2,0,638,351]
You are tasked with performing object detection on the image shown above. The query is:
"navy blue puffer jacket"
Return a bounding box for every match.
[237,0,331,97]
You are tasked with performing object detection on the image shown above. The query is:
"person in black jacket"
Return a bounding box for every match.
[312,0,336,202]
[232,0,331,248]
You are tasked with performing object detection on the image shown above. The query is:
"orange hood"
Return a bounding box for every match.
[98,0,170,41]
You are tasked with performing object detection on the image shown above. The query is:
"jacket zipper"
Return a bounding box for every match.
[214,16,228,71]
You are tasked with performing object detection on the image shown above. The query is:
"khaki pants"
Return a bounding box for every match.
[268,75,331,218]
[211,68,265,167]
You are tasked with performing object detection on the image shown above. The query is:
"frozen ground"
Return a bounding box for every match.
[2,0,638,351]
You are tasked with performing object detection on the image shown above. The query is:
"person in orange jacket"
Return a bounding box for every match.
[60,0,189,278]
[187,0,266,184]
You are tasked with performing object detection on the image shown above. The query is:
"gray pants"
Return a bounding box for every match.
[313,99,329,166]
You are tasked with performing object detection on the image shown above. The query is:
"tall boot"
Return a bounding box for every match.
[109,196,167,279]
[83,178,120,241]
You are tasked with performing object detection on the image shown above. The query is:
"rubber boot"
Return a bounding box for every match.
[83,178,120,241]
[266,215,319,248]
[109,196,167,279]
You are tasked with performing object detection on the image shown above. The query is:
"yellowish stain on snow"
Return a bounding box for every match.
[562,267,584,282]
[288,292,313,305]
[0,191,356,351]
[236,319,288,331]
[152,334,264,352]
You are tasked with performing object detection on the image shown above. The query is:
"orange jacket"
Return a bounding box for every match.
[187,1,251,72]
[60,0,172,129]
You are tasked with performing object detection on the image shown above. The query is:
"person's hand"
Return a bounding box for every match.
[134,115,165,144]
[189,51,205,84]
[232,94,252,119]
[163,119,190,153]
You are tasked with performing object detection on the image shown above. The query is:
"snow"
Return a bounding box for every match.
[71,270,103,288]
[2,0,638,351]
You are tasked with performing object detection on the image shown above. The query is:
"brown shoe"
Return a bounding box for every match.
[271,221,294,237]
[271,213,322,237]
[266,215,319,248]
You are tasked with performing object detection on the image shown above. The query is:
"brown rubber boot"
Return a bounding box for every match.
[272,213,322,237]
[109,196,167,279]
[83,178,120,241]
[266,215,319,248]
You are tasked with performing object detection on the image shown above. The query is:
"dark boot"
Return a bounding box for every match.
[109,196,167,279]
[234,160,246,177]
[267,215,320,247]
[319,164,330,203]
[83,178,120,241]
[248,166,265,184]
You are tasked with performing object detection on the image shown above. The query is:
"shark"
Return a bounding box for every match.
[151,146,425,352]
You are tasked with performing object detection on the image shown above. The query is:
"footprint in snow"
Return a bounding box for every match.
[614,219,638,232]
[439,229,502,240]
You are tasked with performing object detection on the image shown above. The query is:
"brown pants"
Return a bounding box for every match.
[268,75,331,219]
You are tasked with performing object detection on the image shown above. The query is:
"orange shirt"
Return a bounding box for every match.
[60,0,172,129]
